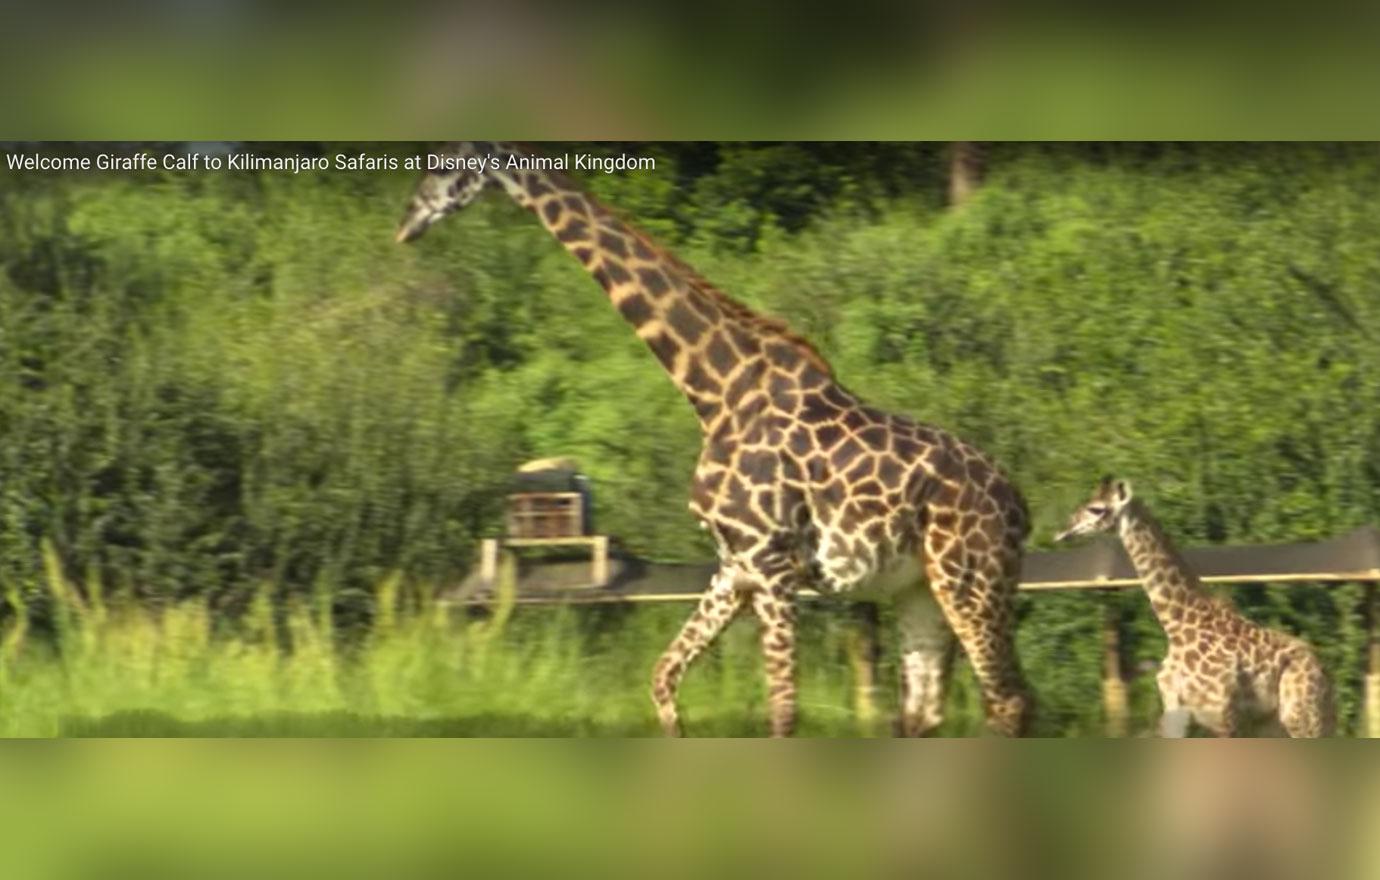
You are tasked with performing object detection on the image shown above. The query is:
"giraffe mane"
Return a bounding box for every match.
[503,141,836,379]
[616,217,836,379]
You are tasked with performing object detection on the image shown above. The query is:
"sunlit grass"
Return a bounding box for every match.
[3,546,971,737]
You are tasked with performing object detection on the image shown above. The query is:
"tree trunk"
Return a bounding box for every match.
[948,141,984,207]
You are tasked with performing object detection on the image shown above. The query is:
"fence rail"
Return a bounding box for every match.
[450,525,1380,605]
[451,525,1380,737]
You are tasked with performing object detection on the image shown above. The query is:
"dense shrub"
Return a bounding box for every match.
[2,143,1378,733]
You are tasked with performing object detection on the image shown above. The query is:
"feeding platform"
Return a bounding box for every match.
[479,457,610,590]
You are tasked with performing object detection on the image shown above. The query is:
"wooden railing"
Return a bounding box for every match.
[453,526,1380,736]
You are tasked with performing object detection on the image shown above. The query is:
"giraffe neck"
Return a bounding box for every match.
[483,144,834,432]
[1116,499,1208,632]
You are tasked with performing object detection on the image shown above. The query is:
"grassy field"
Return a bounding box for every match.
[1,545,1360,738]
[0,547,863,737]
[0,545,1007,737]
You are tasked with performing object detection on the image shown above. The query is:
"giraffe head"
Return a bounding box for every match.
[395,141,504,243]
[1054,476,1134,542]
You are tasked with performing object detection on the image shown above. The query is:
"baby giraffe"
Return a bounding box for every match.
[1055,477,1334,738]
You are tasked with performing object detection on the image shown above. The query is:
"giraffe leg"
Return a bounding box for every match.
[923,546,1031,737]
[749,581,799,737]
[651,568,748,736]
[895,587,956,737]
[1278,652,1333,738]
[1192,691,1240,738]
[1157,664,1191,738]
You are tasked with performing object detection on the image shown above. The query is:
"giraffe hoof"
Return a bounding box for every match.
[986,693,1032,737]
[897,716,943,737]
[657,710,683,737]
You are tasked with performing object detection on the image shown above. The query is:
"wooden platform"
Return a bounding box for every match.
[478,535,611,593]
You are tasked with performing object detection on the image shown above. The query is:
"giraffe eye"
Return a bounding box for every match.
[1087,505,1107,516]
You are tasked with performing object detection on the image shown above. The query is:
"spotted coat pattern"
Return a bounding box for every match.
[397,142,1033,736]
[1057,479,1334,738]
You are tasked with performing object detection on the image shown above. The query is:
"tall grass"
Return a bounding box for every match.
[0,544,1366,736]
[0,545,936,737]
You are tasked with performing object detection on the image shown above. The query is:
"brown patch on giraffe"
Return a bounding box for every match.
[856,498,889,520]
[692,470,725,504]
[766,372,794,399]
[877,458,904,489]
[830,440,863,471]
[721,483,767,532]
[767,342,801,370]
[686,294,720,324]
[526,177,554,199]
[857,426,890,449]
[796,363,830,389]
[694,400,721,424]
[714,521,754,553]
[841,408,869,432]
[728,326,761,356]
[814,424,844,449]
[819,479,846,510]
[964,457,992,485]
[557,219,590,243]
[931,505,959,529]
[666,301,708,345]
[598,230,629,258]
[572,246,594,265]
[617,294,654,326]
[705,333,736,376]
[822,385,853,410]
[785,427,812,457]
[724,369,757,407]
[937,454,971,485]
[964,532,991,553]
[647,332,681,367]
[636,267,671,299]
[843,457,874,484]
[605,260,633,286]
[683,362,721,397]
[892,437,922,462]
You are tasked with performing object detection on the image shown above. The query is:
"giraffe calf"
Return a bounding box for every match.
[1056,477,1334,738]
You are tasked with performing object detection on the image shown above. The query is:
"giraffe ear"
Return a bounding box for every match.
[1114,480,1133,503]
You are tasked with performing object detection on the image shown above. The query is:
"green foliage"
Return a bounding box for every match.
[2,143,1379,734]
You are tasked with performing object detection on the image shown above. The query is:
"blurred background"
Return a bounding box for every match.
[1,141,1378,739]
[4,5,1380,873]
[3,2,1380,139]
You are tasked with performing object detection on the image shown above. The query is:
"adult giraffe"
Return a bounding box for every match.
[396,142,1031,736]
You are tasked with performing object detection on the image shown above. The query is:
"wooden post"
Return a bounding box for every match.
[845,602,882,735]
[1366,584,1380,739]
[948,141,984,207]
[591,535,610,587]
[479,538,500,589]
[1101,598,1129,738]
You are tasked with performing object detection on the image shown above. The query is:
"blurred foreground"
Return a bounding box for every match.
[0,740,1377,879]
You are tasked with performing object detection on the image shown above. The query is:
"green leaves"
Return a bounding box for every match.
[2,143,1379,733]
